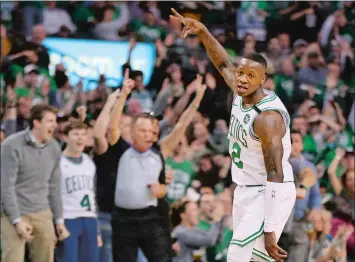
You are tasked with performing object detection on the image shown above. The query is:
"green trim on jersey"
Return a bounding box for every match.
[229,222,264,247]
[239,93,277,112]
[247,107,290,142]
[252,248,275,262]
[248,114,260,142]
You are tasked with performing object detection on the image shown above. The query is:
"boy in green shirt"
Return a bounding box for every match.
[165,142,195,203]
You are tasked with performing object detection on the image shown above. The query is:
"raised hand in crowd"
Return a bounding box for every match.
[76,105,87,122]
[212,200,225,222]
[121,69,135,96]
[106,69,135,146]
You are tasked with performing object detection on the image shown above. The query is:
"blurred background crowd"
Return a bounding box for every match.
[0,1,354,262]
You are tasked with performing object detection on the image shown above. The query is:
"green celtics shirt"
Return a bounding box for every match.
[198,219,233,262]
[128,19,166,42]
[302,133,318,162]
[165,157,195,203]
[273,74,295,102]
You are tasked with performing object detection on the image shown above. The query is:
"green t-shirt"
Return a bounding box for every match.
[165,158,195,203]
[72,6,94,23]
[129,19,166,42]
[302,133,318,162]
[198,219,233,262]
[273,74,294,101]
[317,148,344,191]
[113,6,122,20]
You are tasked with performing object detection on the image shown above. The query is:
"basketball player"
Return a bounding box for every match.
[56,120,100,262]
[170,9,296,262]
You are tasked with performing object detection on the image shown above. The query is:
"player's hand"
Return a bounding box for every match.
[56,223,70,241]
[170,8,206,38]
[15,219,34,242]
[122,69,135,95]
[264,231,288,262]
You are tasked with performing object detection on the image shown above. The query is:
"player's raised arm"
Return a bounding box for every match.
[170,8,235,90]
[254,111,288,261]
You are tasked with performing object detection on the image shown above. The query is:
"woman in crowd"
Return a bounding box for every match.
[327,147,355,258]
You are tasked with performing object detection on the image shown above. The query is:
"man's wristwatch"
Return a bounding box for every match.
[299,184,308,190]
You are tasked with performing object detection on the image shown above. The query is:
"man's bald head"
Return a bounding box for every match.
[32,24,46,45]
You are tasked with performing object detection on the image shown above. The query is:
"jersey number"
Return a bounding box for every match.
[80,194,91,211]
[232,142,244,169]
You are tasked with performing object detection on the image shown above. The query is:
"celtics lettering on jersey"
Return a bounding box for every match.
[65,175,94,210]
[228,91,294,186]
[60,154,97,219]
[227,112,250,169]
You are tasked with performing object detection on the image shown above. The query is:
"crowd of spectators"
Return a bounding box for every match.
[1,1,354,262]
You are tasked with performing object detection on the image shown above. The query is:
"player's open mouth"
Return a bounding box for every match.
[237,85,248,93]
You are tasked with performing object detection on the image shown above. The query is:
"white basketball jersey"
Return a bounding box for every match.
[60,153,97,219]
[227,90,293,185]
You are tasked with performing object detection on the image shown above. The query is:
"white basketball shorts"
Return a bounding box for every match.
[227,182,296,262]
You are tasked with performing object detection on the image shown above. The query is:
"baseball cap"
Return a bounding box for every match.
[24,64,39,75]
[293,39,308,49]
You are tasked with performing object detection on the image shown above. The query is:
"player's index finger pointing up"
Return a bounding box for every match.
[171,8,184,20]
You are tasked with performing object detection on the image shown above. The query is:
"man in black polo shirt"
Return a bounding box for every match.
[93,73,134,262]
[111,113,169,262]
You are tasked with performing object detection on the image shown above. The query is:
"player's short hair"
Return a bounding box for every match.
[64,120,88,135]
[243,53,268,69]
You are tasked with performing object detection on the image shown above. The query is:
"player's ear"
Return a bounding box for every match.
[261,74,266,85]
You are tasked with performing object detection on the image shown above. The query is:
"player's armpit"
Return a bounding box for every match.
[254,111,286,183]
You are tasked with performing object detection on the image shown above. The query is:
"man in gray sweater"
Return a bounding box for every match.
[1,104,69,262]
